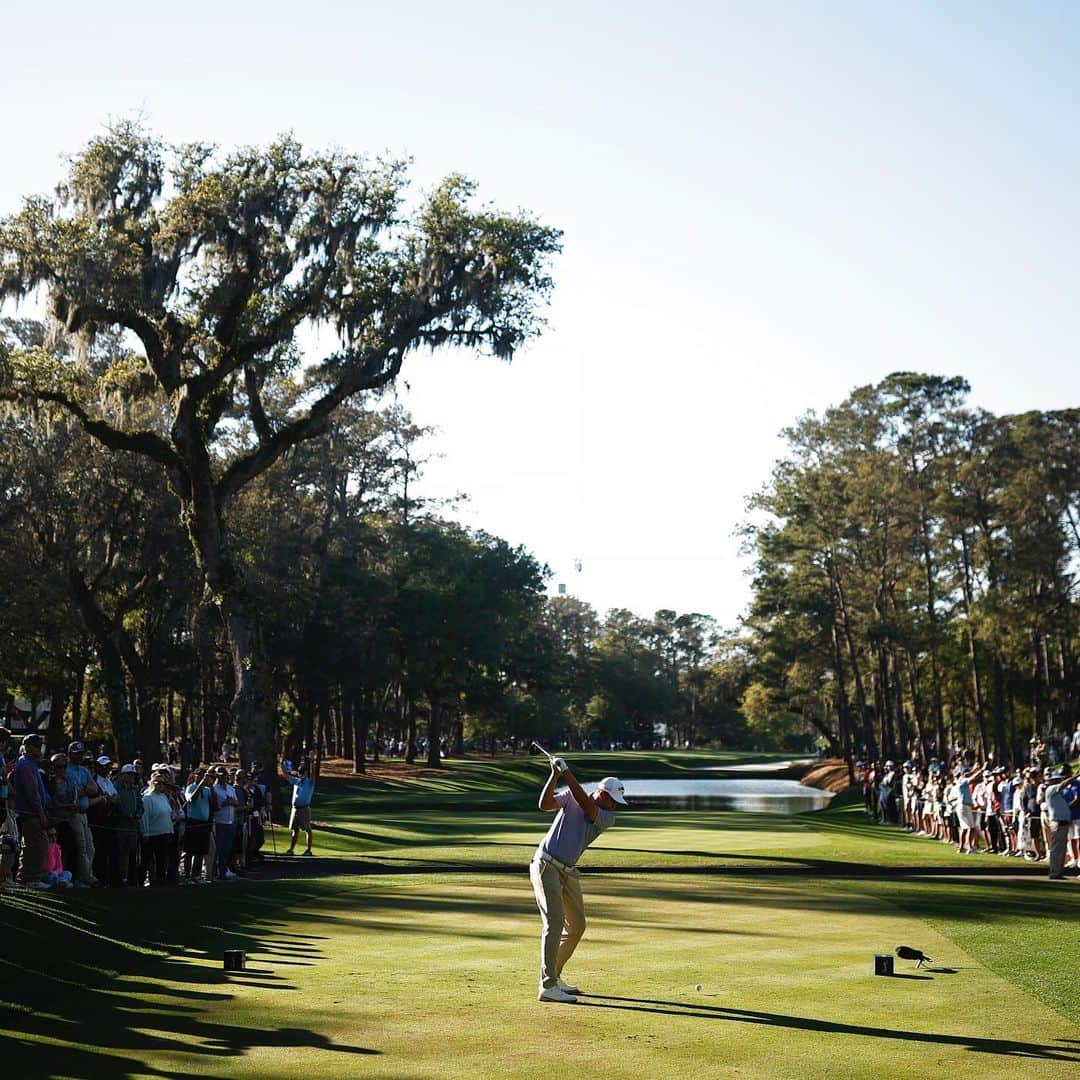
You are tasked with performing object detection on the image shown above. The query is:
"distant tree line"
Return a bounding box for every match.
[741,373,1080,770]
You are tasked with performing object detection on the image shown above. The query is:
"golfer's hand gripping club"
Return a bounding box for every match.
[550,756,568,773]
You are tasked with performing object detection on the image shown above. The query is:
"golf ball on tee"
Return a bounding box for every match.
[695,984,703,992]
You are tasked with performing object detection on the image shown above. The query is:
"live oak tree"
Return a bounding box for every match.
[0,123,561,773]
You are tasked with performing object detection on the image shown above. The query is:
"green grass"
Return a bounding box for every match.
[3,751,1078,1079]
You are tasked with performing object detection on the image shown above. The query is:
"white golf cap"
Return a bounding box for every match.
[597,777,628,805]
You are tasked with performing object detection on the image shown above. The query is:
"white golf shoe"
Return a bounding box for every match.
[556,978,581,995]
[538,984,578,1004]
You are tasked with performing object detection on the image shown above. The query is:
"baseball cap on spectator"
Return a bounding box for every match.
[22,733,44,749]
[97,755,112,766]
[120,764,136,774]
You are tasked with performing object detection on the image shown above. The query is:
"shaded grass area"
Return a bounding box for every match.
[0,880,379,1078]
[2,873,1078,1079]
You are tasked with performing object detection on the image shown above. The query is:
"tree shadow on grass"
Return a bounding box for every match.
[3,1000,380,1080]
[0,883,381,1079]
[576,995,1080,1061]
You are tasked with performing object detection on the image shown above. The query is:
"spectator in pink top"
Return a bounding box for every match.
[43,826,73,887]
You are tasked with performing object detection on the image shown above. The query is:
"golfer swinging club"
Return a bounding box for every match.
[531,751,627,1004]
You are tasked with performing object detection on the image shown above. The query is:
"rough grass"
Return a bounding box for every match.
[2,751,1078,1079]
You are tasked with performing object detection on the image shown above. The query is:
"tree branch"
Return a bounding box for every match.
[2,387,183,471]
[245,364,273,443]
[215,346,403,503]
[73,301,181,394]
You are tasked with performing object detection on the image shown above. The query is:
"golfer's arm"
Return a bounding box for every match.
[562,771,598,823]
[539,768,559,811]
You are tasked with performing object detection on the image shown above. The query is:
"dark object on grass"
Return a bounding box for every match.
[224,949,246,972]
[873,954,894,976]
[895,945,933,968]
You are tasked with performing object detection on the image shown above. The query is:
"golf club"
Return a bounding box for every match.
[530,740,553,759]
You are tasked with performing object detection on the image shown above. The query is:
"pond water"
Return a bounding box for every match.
[700,759,814,774]
[582,778,834,813]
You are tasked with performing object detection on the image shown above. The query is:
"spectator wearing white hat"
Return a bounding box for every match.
[530,760,627,1004]
[113,764,142,886]
[141,770,175,886]
[90,756,119,884]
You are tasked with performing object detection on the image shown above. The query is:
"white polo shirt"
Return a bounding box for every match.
[212,782,237,825]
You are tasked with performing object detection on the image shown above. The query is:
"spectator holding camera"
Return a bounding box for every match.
[183,766,213,883]
[210,766,239,880]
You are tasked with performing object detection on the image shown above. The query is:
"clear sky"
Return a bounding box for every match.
[3,2,1079,627]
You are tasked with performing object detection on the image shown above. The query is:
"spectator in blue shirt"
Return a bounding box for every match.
[182,767,213,883]
[282,758,317,857]
[64,741,100,886]
[1064,772,1080,872]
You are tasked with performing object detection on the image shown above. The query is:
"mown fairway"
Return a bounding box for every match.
[3,752,1078,1079]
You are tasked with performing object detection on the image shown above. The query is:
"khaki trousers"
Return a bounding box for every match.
[71,813,97,884]
[1047,819,1070,877]
[530,857,586,989]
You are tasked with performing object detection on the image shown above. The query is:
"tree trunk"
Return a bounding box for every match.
[71,663,85,743]
[426,689,443,767]
[914,485,947,762]
[351,690,365,774]
[958,532,989,756]
[830,556,876,758]
[342,684,355,763]
[47,685,67,749]
[405,698,417,764]
[830,623,855,780]
[223,603,278,804]
[136,686,162,761]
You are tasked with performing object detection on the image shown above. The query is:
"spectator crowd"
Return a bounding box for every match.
[0,726,316,891]
[860,723,1080,881]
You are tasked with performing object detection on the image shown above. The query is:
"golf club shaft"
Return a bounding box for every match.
[531,740,553,759]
